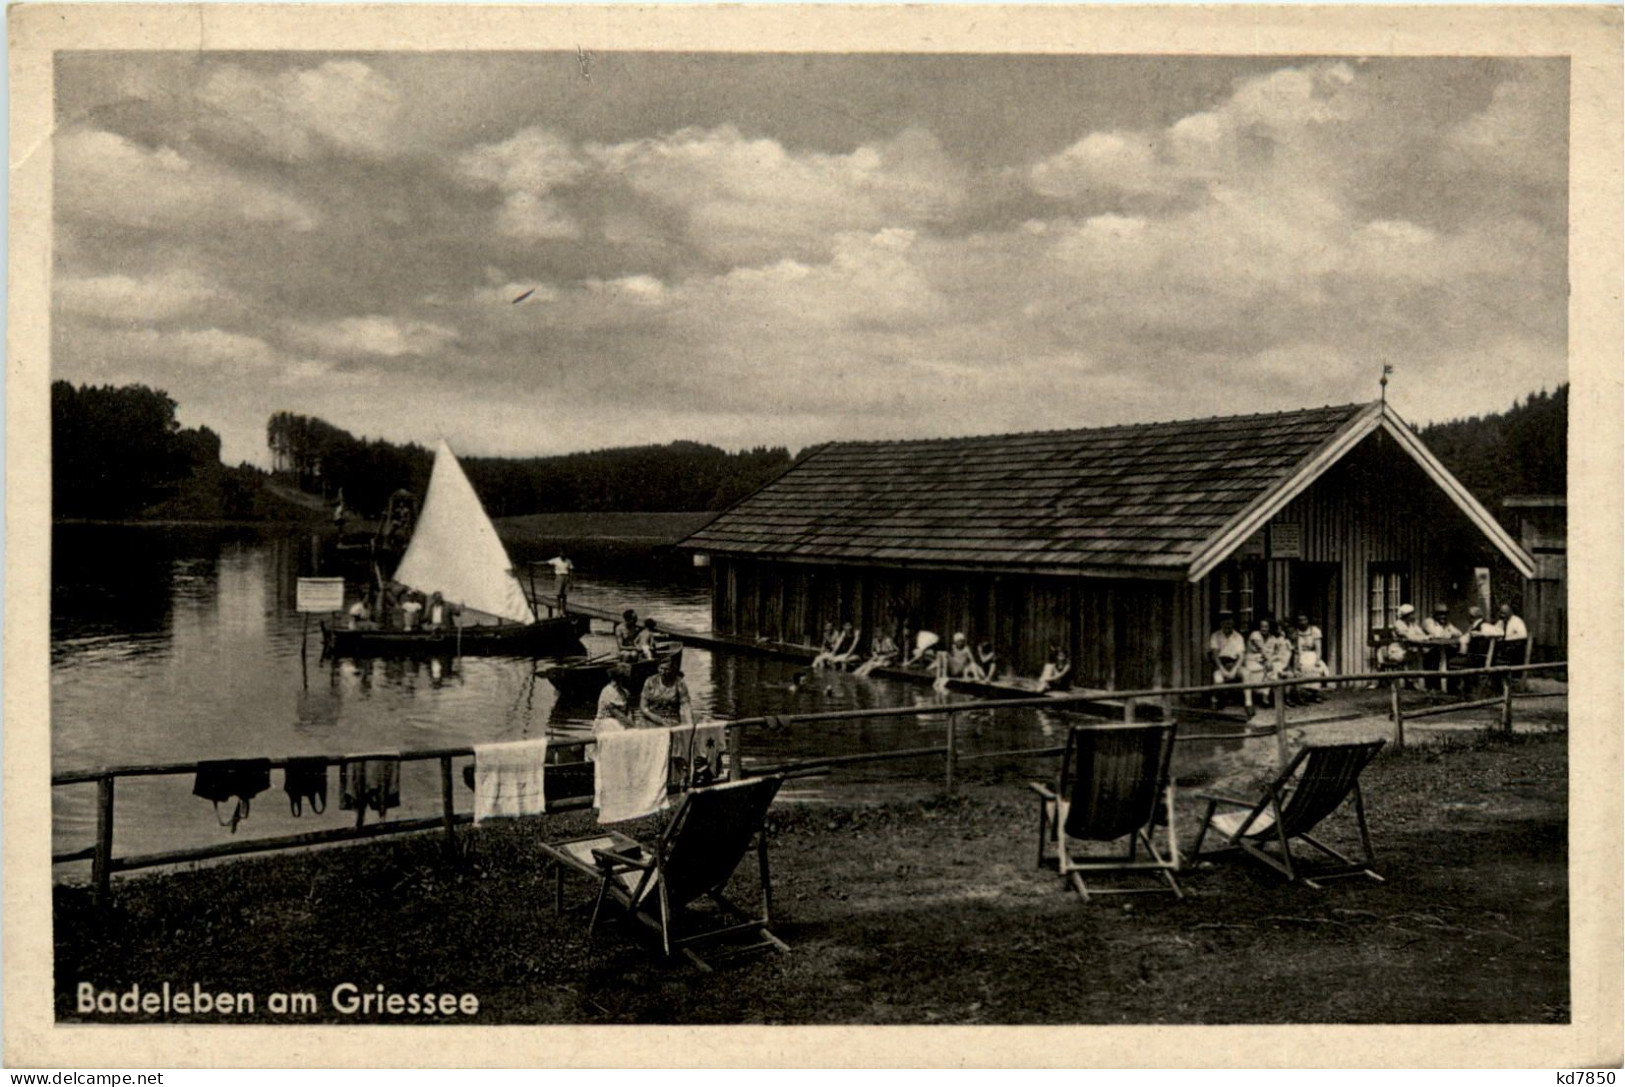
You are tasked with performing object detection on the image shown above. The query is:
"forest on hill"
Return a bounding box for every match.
[266,410,792,516]
[1419,384,1568,520]
[50,381,302,521]
[52,382,1566,525]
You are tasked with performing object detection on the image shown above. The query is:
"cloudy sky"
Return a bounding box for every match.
[53,53,1567,467]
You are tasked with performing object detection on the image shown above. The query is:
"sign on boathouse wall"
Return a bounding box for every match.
[1270,522,1303,559]
[295,577,346,614]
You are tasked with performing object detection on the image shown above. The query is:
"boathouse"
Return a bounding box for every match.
[679,401,1538,692]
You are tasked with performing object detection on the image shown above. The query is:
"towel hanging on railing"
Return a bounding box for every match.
[192,759,272,833]
[283,757,328,817]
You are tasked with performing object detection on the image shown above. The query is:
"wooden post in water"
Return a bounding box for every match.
[92,775,115,907]
[1501,674,1515,732]
[1390,678,1405,748]
[944,712,958,794]
[1274,687,1289,768]
[439,756,457,854]
[727,724,746,780]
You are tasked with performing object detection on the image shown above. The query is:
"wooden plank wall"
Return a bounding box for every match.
[711,556,1176,689]
[1181,430,1520,677]
[715,432,1530,687]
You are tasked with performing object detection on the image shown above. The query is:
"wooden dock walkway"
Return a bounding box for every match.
[560,599,1144,714]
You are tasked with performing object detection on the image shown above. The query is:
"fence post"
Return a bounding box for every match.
[92,775,115,907]
[944,711,958,794]
[1122,697,1137,723]
[1501,674,1515,732]
[1389,677,1405,748]
[439,756,457,854]
[1274,685,1290,768]
[728,724,746,779]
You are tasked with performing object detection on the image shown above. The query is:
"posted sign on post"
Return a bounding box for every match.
[295,577,346,613]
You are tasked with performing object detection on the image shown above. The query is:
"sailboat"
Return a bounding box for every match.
[321,440,588,657]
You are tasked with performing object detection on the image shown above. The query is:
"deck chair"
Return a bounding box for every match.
[1191,740,1385,889]
[1029,722,1182,902]
[540,775,787,971]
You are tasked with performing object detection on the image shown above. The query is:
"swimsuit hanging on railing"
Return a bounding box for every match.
[339,755,402,816]
[282,757,329,817]
[192,759,272,833]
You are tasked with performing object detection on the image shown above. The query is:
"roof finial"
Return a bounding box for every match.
[1379,362,1393,405]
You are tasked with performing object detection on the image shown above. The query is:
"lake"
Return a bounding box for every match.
[50,524,1249,874]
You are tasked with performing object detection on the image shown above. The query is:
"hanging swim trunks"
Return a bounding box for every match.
[282,757,329,817]
[192,759,272,833]
[339,755,401,816]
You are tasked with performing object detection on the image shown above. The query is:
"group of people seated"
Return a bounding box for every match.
[1208,611,1331,717]
[1382,601,1529,690]
[613,609,675,662]
[595,652,694,732]
[802,619,1074,694]
[346,582,456,632]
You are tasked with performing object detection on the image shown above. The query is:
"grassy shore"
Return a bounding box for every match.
[55,726,1566,1025]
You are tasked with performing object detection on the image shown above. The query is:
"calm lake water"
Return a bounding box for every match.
[51,525,1248,874]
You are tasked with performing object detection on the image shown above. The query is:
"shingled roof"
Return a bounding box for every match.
[682,403,1376,577]
[682,400,1537,580]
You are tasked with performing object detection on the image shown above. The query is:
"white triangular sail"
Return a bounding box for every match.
[393,440,535,625]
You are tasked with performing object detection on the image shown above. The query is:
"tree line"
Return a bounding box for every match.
[52,382,225,518]
[54,381,1565,524]
[1419,384,1567,526]
[268,410,792,515]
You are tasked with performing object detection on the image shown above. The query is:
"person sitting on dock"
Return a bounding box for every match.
[639,654,694,729]
[933,632,985,691]
[902,630,941,668]
[854,630,899,677]
[831,625,864,669]
[423,592,447,631]
[813,622,858,669]
[974,639,998,683]
[1208,612,1246,709]
[1038,644,1072,692]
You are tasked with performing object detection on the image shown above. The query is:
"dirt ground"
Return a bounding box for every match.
[55,719,1568,1025]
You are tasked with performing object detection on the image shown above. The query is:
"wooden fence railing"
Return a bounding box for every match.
[53,660,1565,904]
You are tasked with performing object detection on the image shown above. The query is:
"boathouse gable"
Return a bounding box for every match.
[683,402,1535,691]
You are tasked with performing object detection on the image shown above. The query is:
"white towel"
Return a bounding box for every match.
[472,737,549,824]
[594,727,671,824]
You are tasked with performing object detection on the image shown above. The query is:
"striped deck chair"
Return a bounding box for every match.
[540,775,787,971]
[1191,740,1385,889]
[1030,722,1182,902]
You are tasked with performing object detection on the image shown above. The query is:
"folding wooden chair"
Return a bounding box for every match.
[1191,740,1385,889]
[539,775,788,971]
[1029,722,1182,902]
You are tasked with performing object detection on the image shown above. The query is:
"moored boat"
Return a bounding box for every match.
[539,653,663,702]
[322,440,587,658]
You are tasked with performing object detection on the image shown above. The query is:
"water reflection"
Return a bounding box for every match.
[52,525,1256,872]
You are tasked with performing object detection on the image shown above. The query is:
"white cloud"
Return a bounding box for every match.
[590,124,968,263]
[290,315,459,359]
[454,126,587,239]
[198,60,404,161]
[56,127,319,232]
[55,269,221,324]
